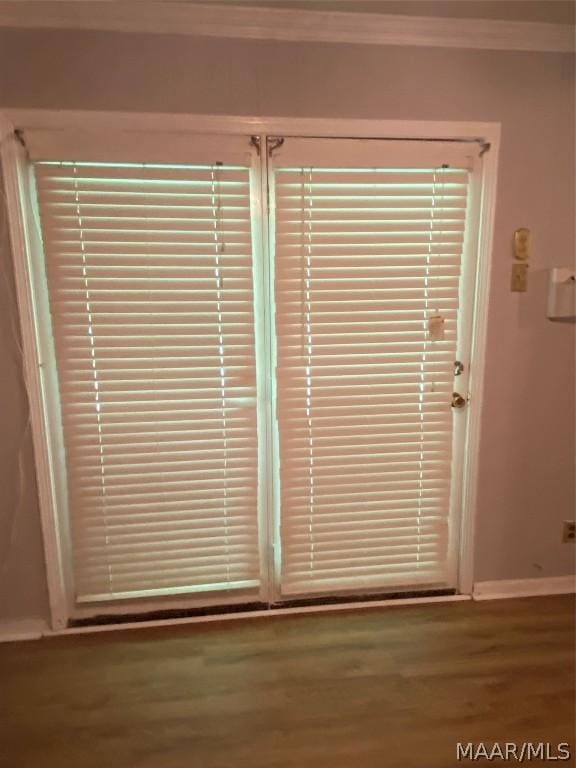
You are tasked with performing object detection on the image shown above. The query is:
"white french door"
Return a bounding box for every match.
[269,137,477,599]
[28,130,480,615]
[30,133,266,608]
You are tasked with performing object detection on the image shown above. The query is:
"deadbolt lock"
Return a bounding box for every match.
[451,392,467,409]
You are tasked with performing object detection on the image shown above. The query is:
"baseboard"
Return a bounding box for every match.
[473,575,576,601]
[1,582,572,641]
[60,594,471,637]
[0,594,471,642]
[0,618,49,643]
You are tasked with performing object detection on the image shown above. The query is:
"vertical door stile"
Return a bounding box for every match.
[250,136,271,603]
[253,135,283,603]
[448,152,483,588]
[264,137,284,603]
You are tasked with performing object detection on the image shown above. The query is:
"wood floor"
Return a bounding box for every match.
[1,595,574,768]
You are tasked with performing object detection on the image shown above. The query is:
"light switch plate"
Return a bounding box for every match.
[511,263,528,292]
[513,228,531,261]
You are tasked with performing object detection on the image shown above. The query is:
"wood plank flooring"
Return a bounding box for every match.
[1,595,574,768]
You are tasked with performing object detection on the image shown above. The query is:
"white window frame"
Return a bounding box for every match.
[0,110,500,630]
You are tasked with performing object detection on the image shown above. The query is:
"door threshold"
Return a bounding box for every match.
[58,589,468,636]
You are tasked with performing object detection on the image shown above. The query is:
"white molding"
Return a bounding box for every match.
[55,595,473,637]
[2,109,499,144]
[1,577,572,641]
[3,579,574,642]
[457,130,501,596]
[0,2,572,52]
[0,595,469,642]
[0,120,69,631]
[0,108,499,626]
[0,618,48,643]
[473,576,576,601]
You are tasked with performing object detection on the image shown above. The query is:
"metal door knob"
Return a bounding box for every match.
[451,392,467,409]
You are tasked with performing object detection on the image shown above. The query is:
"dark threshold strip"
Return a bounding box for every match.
[69,587,457,628]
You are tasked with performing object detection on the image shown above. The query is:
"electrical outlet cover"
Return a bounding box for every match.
[562,521,575,543]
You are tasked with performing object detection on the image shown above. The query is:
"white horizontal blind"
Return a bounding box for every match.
[273,139,472,596]
[34,155,261,602]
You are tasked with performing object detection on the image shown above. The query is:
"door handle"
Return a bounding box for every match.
[451,392,467,409]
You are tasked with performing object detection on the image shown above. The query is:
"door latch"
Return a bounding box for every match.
[454,360,464,377]
[451,392,467,409]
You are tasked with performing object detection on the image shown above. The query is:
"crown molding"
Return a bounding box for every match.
[0,1,573,53]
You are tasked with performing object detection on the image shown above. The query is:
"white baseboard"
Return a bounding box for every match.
[0,618,49,643]
[0,595,471,642]
[473,575,576,601]
[57,594,472,637]
[1,582,572,642]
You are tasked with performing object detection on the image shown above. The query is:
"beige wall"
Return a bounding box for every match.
[0,29,574,622]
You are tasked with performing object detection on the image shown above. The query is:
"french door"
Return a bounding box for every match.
[269,137,476,599]
[29,130,479,616]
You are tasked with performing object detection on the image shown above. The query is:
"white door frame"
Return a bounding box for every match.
[0,109,500,629]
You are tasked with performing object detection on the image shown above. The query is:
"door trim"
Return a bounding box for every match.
[456,134,500,595]
[0,110,500,627]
